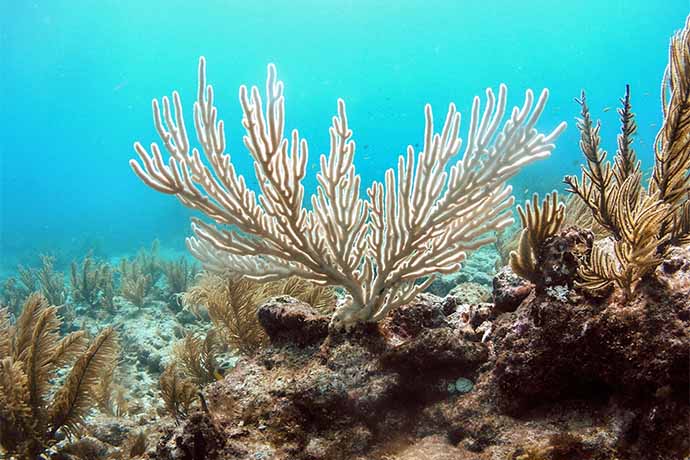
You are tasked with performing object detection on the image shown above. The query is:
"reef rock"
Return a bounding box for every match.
[154,412,240,460]
[448,281,492,304]
[257,295,329,346]
[539,226,593,288]
[149,255,689,460]
[89,415,139,446]
[385,292,448,337]
[426,246,499,296]
[492,249,690,459]
[655,245,690,293]
[492,266,531,313]
[152,294,489,460]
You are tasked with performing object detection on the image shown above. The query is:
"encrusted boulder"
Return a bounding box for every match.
[286,348,401,422]
[493,285,689,402]
[154,412,238,460]
[382,327,487,375]
[448,281,491,304]
[184,294,492,460]
[257,296,330,347]
[491,248,690,459]
[492,266,532,313]
[539,226,593,288]
[492,295,590,410]
[655,245,690,294]
[385,292,448,338]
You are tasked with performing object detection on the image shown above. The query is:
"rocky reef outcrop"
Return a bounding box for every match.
[490,248,690,459]
[153,293,490,460]
[150,250,690,460]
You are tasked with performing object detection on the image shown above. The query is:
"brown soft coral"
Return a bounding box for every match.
[509,192,566,288]
[0,293,119,457]
[564,16,690,299]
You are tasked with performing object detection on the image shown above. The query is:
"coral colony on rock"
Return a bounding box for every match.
[2,9,690,460]
[129,56,566,328]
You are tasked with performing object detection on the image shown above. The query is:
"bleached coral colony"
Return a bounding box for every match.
[130,58,566,328]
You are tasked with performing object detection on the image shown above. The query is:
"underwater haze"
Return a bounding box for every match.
[1,0,688,272]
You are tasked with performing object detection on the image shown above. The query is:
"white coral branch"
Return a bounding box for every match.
[131,57,566,328]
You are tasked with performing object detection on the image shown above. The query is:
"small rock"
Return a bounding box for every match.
[257,296,329,346]
[154,412,223,459]
[468,303,493,328]
[305,437,330,459]
[448,282,492,304]
[89,415,138,446]
[539,226,593,288]
[386,293,447,338]
[656,246,690,294]
[438,295,459,316]
[492,266,532,314]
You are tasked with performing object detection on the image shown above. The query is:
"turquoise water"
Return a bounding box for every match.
[1,0,688,272]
